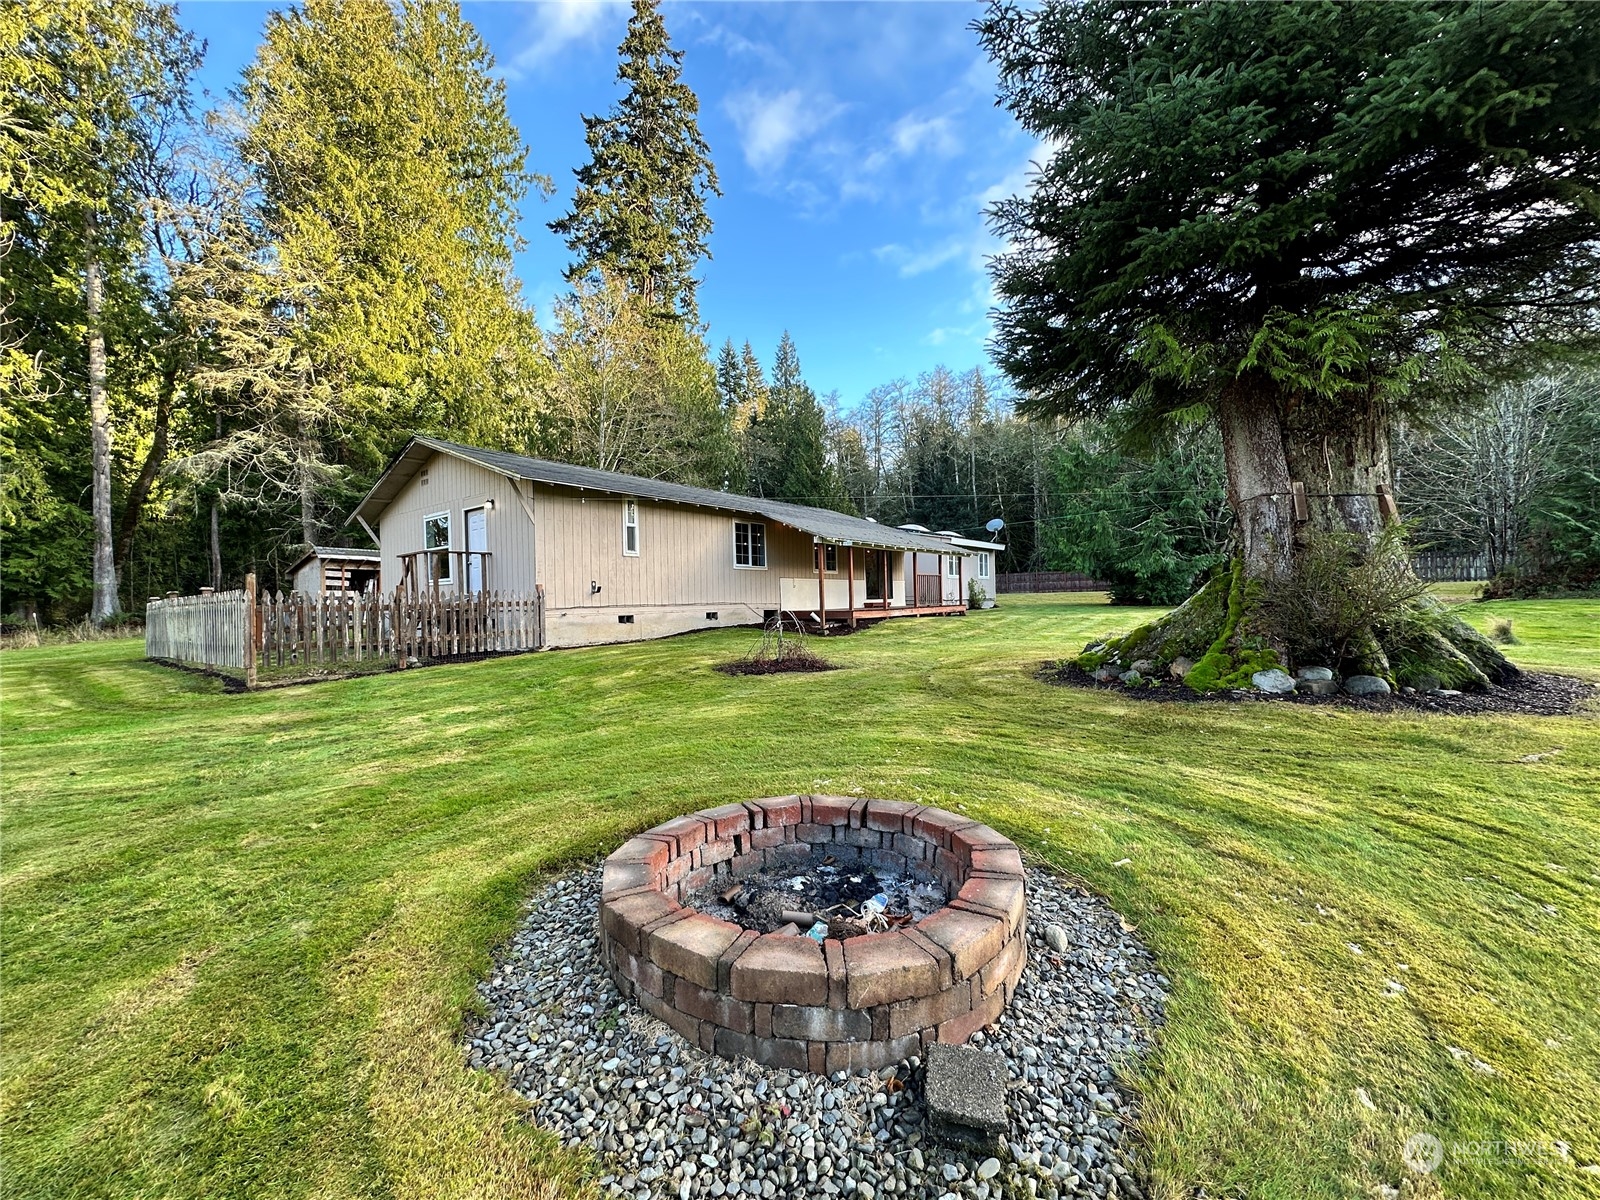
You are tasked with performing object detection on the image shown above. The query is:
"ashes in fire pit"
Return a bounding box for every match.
[598,796,1031,1072]
[687,849,949,937]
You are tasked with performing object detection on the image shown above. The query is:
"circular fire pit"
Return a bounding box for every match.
[599,796,1027,1073]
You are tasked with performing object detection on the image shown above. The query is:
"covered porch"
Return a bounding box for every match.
[779,538,971,632]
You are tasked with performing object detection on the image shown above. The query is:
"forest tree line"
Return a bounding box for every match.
[5,0,1594,626]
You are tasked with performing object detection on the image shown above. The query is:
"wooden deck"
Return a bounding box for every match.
[807,603,966,630]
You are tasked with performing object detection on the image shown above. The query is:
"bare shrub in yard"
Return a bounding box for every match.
[1260,525,1430,670]
[716,613,836,676]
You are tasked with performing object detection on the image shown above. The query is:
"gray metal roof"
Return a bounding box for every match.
[351,435,974,555]
[286,545,380,575]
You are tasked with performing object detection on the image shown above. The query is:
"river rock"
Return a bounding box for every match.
[1297,679,1339,697]
[1169,656,1194,680]
[1129,659,1157,676]
[1118,670,1143,685]
[1344,675,1391,697]
[1294,666,1334,682]
[1251,669,1296,694]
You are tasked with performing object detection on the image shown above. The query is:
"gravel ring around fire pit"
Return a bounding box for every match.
[468,863,1166,1200]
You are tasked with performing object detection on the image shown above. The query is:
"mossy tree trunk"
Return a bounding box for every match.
[1081,386,1521,692]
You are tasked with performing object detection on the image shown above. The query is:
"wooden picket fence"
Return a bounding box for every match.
[145,589,250,671]
[257,588,544,670]
[146,577,544,685]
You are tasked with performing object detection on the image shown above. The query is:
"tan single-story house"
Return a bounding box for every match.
[348,436,986,648]
[286,545,381,595]
[902,529,1005,607]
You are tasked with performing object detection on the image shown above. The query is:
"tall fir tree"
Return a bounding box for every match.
[978,0,1600,685]
[187,0,541,544]
[550,0,719,324]
[1,0,200,621]
[748,332,850,510]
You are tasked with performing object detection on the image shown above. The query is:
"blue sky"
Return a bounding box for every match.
[176,1,1040,410]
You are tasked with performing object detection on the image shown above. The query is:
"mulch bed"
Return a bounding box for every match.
[714,656,837,676]
[1039,660,1599,717]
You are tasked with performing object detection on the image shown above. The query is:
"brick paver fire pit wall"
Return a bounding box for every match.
[599,796,1028,1073]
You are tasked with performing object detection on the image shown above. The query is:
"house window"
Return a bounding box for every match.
[947,556,960,577]
[622,499,640,557]
[423,512,452,585]
[979,553,991,578]
[814,544,837,573]
[734,521,766,569]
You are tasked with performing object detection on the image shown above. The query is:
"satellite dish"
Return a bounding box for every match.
[985,518,1005,535]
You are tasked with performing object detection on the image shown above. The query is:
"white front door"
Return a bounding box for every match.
[466,507,487,593]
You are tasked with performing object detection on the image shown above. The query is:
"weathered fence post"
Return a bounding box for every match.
[244,572,258,689]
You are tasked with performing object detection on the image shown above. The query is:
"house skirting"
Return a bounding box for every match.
[545,603,769,649]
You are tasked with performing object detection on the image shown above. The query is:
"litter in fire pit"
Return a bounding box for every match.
[687,850,949,937]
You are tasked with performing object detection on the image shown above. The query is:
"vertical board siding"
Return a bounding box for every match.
[535,486,811,611]
[379,454,538,596]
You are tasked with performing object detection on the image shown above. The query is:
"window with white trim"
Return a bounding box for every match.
[979,552,991,578]
[946,555,960,577]
[814,544,837,573]
[423,512,452,585]
[622,498,640,556]
[734,521,766,568]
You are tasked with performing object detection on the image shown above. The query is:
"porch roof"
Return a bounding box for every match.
[352,436,976,555]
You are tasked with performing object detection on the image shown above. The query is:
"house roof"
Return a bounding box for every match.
[286,545,380,575]
[941,535,1006,552]
[351,436,977,555]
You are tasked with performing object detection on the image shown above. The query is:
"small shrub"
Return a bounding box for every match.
[1259,525,1429,670]
[1490,618,1519,645]
[717,614,836,676]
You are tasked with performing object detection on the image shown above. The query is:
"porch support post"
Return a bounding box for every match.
[937,553,944,609]
[847,545,856,628]
[817,542,827,634]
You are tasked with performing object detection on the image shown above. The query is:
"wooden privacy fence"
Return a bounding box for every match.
[995,571,1112,594]
[145,589,250,671]
[1412,552,1490,582]
[146,577,544,685]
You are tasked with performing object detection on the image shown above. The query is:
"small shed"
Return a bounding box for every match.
[287,546,380,595]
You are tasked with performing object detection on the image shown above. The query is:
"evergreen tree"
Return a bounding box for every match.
[549,0,719,324]
[978,0,1600,684]
[541,272,733,487]
[1045,426,1231,606]
[747,332,849,510]
[1,0,200,621]
[189,0,541,543]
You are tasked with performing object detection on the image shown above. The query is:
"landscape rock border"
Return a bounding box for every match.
[1041,660,1598,717]
[600,798,1029,1073]
[468,862,1166,1200]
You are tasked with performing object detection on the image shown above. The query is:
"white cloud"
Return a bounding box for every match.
[889,113,962,160]
[724,88,844,175]
[873,239,971,278]
[510,1,623,74]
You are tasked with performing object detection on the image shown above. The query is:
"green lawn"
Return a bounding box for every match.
[2,594,1597,1200]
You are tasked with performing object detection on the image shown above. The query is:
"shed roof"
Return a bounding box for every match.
[286,545,380,575]
[352,436,975,555]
